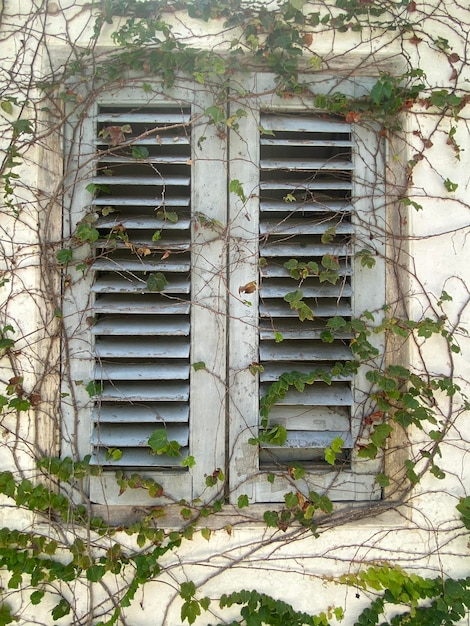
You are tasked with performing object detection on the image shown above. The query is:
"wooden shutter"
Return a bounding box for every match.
[258,113,355,466]
[90,107,192,468]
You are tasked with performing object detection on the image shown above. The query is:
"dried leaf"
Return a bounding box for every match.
[364,410,384,425]
[137,247,151,256]
[345,111,362,123]
[303,33,313,46]
[238,281,257,294]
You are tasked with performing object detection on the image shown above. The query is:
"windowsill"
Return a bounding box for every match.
[88,498,410,530]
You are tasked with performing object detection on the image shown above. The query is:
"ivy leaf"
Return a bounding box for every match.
[131,146,149,159]
[51,599,71,621]
[146,272,168,292]
[30,590,45,606]
[192,361,206,371]
[237,494,249,508]
[86,564,106,582]
[205,105,225,125]
[181,599,201,624]
[56,249,73,264]
[375,473,390,487]
[1,100,14,115]
[85,381,102,397]
[229,178,247,202]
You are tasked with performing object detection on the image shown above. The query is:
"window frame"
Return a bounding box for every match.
[62,72,387,509]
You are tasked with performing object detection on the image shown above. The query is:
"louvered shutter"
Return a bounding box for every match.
[228,82,385,501]
[258,113,354,465]
[90,107,192,468]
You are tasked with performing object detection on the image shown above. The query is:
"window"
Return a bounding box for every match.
[63,76,385,507]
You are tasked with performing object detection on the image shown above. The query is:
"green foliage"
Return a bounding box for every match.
[341,566,470,626]
[215,589,332,625]
[148,429,181,457]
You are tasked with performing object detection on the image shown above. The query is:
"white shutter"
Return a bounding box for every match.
[258,113,354,466]
[90,107,192,468]
[228,86,384,502]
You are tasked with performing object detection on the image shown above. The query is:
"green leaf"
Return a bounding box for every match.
[146,272,168,292]
[30,590,45,606]
[0,602,17,624]
[181,599,201,624]
[51,598,71,621]
[375,473,390,487]
[205,105,225,125]
[444,178,458,192]
[1,100,14,115]
[85,381,102,397]
[237,494,249,508]
[192,361,206,371]
[182,455,196,468]
[75,222,100,243]
[12,118,33,137]
[56,248,73,264]
[263,510,279,527]
[324,447,336,465]
[131,146,149,159]
[180,580,196,600]
[229,179,247,202]
[86,564,106,582]
[201,527,211,541]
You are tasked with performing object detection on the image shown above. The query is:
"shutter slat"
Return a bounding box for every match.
[92,276,190,295]
[259,112,354,464]
[95,362,190,380]
[261,365,351,382]
[261,201,352,213]
[92,316,189,335]
[94,295,190,315]
[92,448,189,467]
[92,175,190,186]
[97,112,190,124]
[95,338,189,358]
[92,258,190,272]
[261,263,351,278]
[92,424,188,447]
[100,156,191,165]
[261,138,353,147]
[99,381,189,402]
[93,197,190,207]
[97,217,190,230]
[93,403,188,423]
[261,115,351,133]
[261,159,354,171]
[261,243,350,256]
[260,179,352,191]
[260,301,351,317]
[260,218,353,236]
[262,431,353,449]
[97,136,190,146]
[260,281,352,298]
[260,343,351,361]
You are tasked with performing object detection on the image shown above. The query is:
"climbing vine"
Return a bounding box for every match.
[0,0,470,624]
